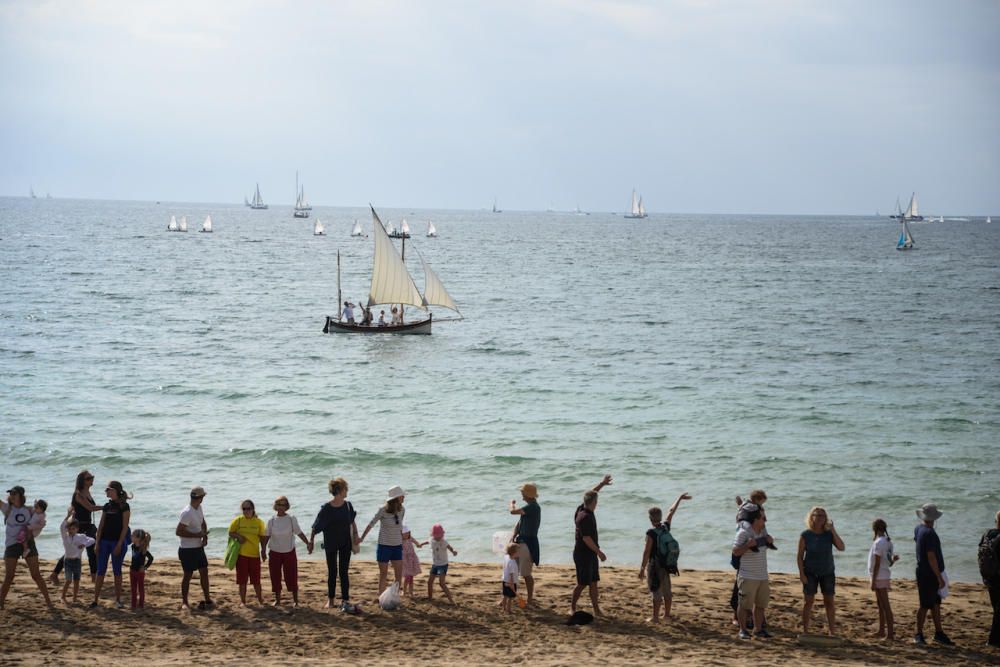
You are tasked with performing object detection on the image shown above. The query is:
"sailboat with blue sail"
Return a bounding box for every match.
[896,219,914,251]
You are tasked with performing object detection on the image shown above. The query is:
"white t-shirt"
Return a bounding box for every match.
[431,538,450,566]
[502,554,519,584]
[178,504,206,549]
[343,305,355,321]
[1,501,32,548]
[60,519,96,559]
[868,536,894,580]
[265,514,301,553]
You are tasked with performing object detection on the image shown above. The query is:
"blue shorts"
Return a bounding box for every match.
[430,564,448,576]
[65,558,82,581]
[803,571,835,596]
[376,544,403,563]
[97,539,127,577]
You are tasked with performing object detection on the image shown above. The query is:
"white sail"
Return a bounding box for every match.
[314,219,325,235]
[417,249,459,313]
[179,215,188,232]
[351,219,364,236]
[904,220,914,246]
[904,192,919,219]
[168,215,178,231]
[400,219,411,234]
[988,216,993,224]
[202,215,213,232]
[638,197,646,217]
[368,207,425,309]
[386,221,396,235]
[244,195,250,207]
[426,221,437,237]
[631,189,639,216]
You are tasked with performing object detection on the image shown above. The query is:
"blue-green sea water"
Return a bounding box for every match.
[1,198,997,581]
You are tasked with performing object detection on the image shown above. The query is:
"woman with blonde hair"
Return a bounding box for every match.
[263,495,311,607]
[358,485,406,596]
[310,478,359,611]
[797,506,845,635]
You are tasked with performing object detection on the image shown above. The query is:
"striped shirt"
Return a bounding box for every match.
[734,526,768,581]
[366,506,405,546]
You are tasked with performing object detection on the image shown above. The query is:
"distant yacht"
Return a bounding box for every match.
[492,197,502,213]
[313,219,325,236]
[293,171,309,218]
[201,215,213,233]
[250,183,268,209]
[574,205,590,216]
[29,186,36,199]
[624,188,647,218]
[891,192,923,221]
[426,221,438,237]
[351,219,366,237]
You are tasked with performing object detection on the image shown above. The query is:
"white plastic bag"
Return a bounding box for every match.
[379,581,401,610]
[492,530,513,555]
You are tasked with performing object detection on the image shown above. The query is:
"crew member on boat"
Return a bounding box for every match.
[342,302,355,324]
[359,305,373,326]
[390,306,403,326]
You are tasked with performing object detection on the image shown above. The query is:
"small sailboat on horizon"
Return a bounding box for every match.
[351,219,366,237]
[250,183,268,209]
[492,197,502,213]
[896,218,915,251]
[426,220,438,237]
[624,188,647,218]
[178,215,189,232]
[389,218,411,239]
[313,219,325,236]
[201,215,213,233]
[293,171,309,218]
[167,215,179,232]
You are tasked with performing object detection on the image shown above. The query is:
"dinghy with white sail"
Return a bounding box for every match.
[201,215,213,233]
[426,221,438,237]
[390,218,411,239]
[351,219,366,237]
[167,215,178,232]
[178,216,188,232]
[314,219,325,236]
[323,205,460,335]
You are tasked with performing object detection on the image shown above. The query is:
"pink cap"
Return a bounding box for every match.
[431,523,444,539]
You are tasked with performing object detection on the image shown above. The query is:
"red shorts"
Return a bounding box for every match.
[236,555,261,587]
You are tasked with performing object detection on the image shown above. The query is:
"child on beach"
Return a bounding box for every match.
[500,543,519,612]
[129,529,153,609]
[868,518,900,641]
[400,525,426,598]
[59,510,96,604]
[639,493,691,623]
[427,523,458,603]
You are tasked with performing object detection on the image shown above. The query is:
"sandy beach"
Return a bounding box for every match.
[1,559,996,665]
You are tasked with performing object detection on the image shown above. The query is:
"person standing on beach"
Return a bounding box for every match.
[358,485,406,596]
[262,495,311,607]
[91,481,131,609]
[868,518,900,641]
[176,486,213,610]
[732,508,771,640]
[639,493,691,623]
[797,506,845,635]
[570,474,612,617]
[0,485,52,608]
[310,477,359,611]
[913,503,953,646]
[50,470,102,585]
[229,499,267,606]
[981,510,1000,648]
[509,482,540,606]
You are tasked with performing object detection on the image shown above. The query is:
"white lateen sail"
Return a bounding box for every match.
[351,219,365,237]
[417,248,459,313]
[167,215,178,231]
[201,215,213,233]
[178,215,188,232]
[314,219,325,235]
[368,208,425,309]
[401,219,411,235]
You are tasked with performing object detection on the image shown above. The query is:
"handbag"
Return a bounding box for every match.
[224,537,240,570]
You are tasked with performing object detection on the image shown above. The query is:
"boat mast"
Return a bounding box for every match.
[337,250,342,321]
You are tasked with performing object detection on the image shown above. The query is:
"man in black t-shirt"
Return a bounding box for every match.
[571,475,612,617]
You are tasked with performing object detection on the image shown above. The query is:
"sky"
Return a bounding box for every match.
[1,0,998,214]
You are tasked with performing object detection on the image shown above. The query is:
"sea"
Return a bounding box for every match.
[1,197,997,582]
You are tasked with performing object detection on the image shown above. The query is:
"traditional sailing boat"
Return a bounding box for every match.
[293,172,309,218]
[250,183,268,209]
[389,218,411,239]
[350,219,366,237]
[178,215,189,232]
[313,219,325,236]
[201,215,213,233]
[624,189,647,218]
[323,205,460,335]
[896,218,914,251]
[426,221,438,237]
[167,215,179,232]
[900,192,923,221]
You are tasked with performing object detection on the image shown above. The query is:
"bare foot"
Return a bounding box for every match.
[646,616,660,624]
[323,599,333,609]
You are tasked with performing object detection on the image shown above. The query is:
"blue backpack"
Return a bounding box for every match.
[653,525,680,573]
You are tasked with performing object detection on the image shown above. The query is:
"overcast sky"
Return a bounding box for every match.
[1,0,997,214]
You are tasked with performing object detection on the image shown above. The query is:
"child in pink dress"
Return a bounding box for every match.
[400,525,426,597]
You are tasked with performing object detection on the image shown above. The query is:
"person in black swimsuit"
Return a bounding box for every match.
[49,470,102,584]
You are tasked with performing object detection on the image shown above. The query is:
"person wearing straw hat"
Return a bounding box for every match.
[509,482,541,606]
[359,485,407,596]
[913,503,953,646]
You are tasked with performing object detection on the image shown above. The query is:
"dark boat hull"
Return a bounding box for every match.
[323,315,432,335]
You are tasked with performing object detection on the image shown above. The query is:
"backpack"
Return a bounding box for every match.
[978,530,1000,583]
[652,525,680,573]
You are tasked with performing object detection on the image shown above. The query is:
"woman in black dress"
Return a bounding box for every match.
[50,470,102,584]
[309,477,359,611]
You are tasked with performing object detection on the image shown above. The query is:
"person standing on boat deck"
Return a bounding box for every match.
[571,474,613,617]
[342,301,355,324]
[390,305,402,326]
[176,486,213,610]
[378,310,387,327]
[913,503,953,646]
[310,477,359,611]
[50,469,102,585]
[510,483,541,606]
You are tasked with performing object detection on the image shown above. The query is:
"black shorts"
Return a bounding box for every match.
[916,571,940,610]
[502,582,517,598]
[573,551,600,586]
[4,542,38,560]
[178,547,208,573]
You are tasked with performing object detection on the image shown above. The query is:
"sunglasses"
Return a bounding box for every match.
[242,506,253,511]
